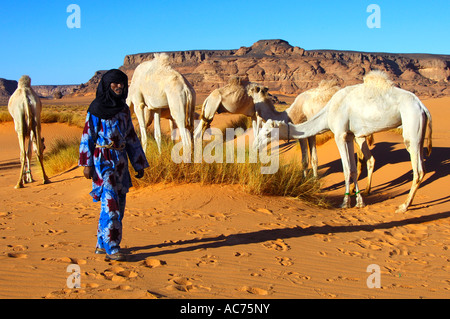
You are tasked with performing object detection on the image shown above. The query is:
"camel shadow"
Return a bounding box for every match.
[0,158,22,170]
[125,210,450,262]
[320,142,450,207]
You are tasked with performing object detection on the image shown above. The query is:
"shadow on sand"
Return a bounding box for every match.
[126,210,450,262]
[319,142,450,208]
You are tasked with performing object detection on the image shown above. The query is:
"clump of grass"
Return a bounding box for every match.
[131,135,328,206]
[44,137,80,176]
[0,111,12,123]
[41,110,85,128]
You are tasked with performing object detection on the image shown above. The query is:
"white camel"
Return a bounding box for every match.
[254,80,375,189]
[8,75,50,189]
[127,53,196,154]
[193,77,270,142]
[256,70,432,213]
[252,79,343,178]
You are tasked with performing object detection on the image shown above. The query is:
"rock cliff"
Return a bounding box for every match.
[120,39,450,98]
[2,40,449,104]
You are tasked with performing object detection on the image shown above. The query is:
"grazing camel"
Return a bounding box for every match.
[8,75,50,188]
[193,77,271,142]
[252,79,343,178]
[256,70,432,213]
[127,53,196,154]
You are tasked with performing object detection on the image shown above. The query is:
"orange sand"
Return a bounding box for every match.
[0,97,449,299]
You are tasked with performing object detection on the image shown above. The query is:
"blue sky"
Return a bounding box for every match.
[1,0,448,85]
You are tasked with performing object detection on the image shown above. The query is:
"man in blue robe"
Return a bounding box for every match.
[79,69,149,261]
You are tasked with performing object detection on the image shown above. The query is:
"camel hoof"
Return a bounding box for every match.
[43,179,51,185]
[395,204,408,214]
[14,184,24,189]
[340,202,351,209]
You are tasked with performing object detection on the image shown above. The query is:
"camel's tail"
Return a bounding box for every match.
[23,88,33,134]
[419,99,432,157]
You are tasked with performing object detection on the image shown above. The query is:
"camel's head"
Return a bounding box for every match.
[247,84,278,119]
[254,119,280,150]
[247,84,270,103]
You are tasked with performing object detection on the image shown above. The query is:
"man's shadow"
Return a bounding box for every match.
[125,210,450,262]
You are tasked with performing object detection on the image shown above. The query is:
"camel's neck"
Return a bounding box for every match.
[279,107,329,140]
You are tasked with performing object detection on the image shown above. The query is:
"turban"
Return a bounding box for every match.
[87,69,129,119]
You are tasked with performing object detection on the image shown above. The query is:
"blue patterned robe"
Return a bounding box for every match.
[79,107,149,254]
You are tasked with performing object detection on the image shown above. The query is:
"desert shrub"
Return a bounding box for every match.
[130,135,327,206]
[44,137,80,176]
[0,111,12,123]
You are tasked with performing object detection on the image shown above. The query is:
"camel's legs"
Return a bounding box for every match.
[298,138,309,177]
[308,136,318,177]
[25,134,33,183]
[169,119,176,141]
[134,103,150,153]
[335,133,364,208]
[32,128,50,184]
[395,112,428,213]
[354,136,375,194]
[396,139,425,213]
[153,109,162,153]
[169,100,192,162]
[15,131,27,189]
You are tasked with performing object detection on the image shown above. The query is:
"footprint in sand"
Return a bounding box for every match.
[7,252,28,259]
[8,244,28,252]
[314,288,337,298]
[41,257,87,264]
[276,256,293,266]
[143,258,167,268]
[262,239,290,251]
[196,254,218,267]
[283,271,311,285]
[47,229,67,235]
[207,212,231,221]
[101,265,138,282]
[0,212,14,219]
[336,248,364,257]
[166,275,210,293]
[259,222,286,229]
[238,286,270,296]
[188,228,212,236]
[326,275,360,283]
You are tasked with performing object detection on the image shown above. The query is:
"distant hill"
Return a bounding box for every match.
[119,39,450,98]
[2,40,449,104]
[0,78,18,104]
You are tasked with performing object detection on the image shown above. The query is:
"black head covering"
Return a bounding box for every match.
[87,69,129,119]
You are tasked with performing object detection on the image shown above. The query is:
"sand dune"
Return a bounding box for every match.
[0,97,449,299]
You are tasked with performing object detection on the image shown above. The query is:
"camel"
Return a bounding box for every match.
[256,70,432,213]
[251,79,344,178]
[126,53,196,154]
[8,75,50,189]
[193,77,271,142]
[252,79,374,187]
